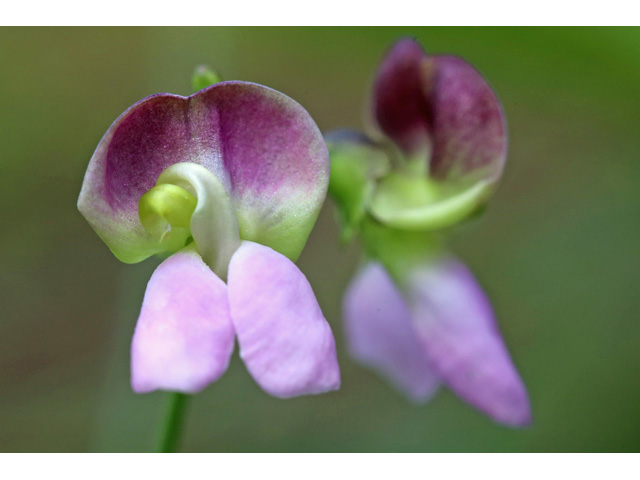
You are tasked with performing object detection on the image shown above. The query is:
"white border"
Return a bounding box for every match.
[1,453,638,478]
[2,2,638,26]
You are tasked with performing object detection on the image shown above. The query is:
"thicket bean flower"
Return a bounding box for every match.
[327,39,531,426]
[78,81,340,397]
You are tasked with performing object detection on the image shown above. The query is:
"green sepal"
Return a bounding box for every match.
[327,138,390,242]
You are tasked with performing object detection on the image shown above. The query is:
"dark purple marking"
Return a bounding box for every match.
[372,39,506,183]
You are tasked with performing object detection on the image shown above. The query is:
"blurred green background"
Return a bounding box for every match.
[1,27,639,452]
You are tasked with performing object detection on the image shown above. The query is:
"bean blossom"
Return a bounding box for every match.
[327,39,531,426]
[79,81,340,398]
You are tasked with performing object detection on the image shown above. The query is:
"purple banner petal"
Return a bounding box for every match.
[198,83,329,261]
[372,39,506,184]
[79,81,328,264]
[372,39,432,157]
[428,56,506,183]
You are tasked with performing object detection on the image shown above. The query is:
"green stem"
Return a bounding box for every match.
[156,392,190,452]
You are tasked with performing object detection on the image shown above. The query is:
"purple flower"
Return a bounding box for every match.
[372,39,506,186]
[327,39,531,426]
[79,81,340,397]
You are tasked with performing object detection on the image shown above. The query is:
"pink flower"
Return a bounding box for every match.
[345,260,531,427]
[79,82,340,397]
[327,39,531,426]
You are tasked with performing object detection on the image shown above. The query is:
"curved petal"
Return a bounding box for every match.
[344,262,440,402]
[228,241,340,398]
[78,81,328,264]
[369,171,494,231]
[156,163,240,280]
[199,83,329,262]
[372,38,432,158]
[406,257,531,427]
[371,39,506,185]
[78,94,197,263]
[428,56,506,184]
[131,246,235,394]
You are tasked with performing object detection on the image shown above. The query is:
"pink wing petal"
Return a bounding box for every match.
[228,241,340,398]
[344,262,440,402]
[131,246,235,394]
[407,257,532,427]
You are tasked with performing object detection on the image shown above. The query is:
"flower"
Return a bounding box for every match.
[326,39,531,426]
[78,81,340,397]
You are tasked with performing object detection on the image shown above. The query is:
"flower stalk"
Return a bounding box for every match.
[156,392,189,453]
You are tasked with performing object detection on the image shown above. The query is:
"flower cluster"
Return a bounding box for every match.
[78,40,531,428]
